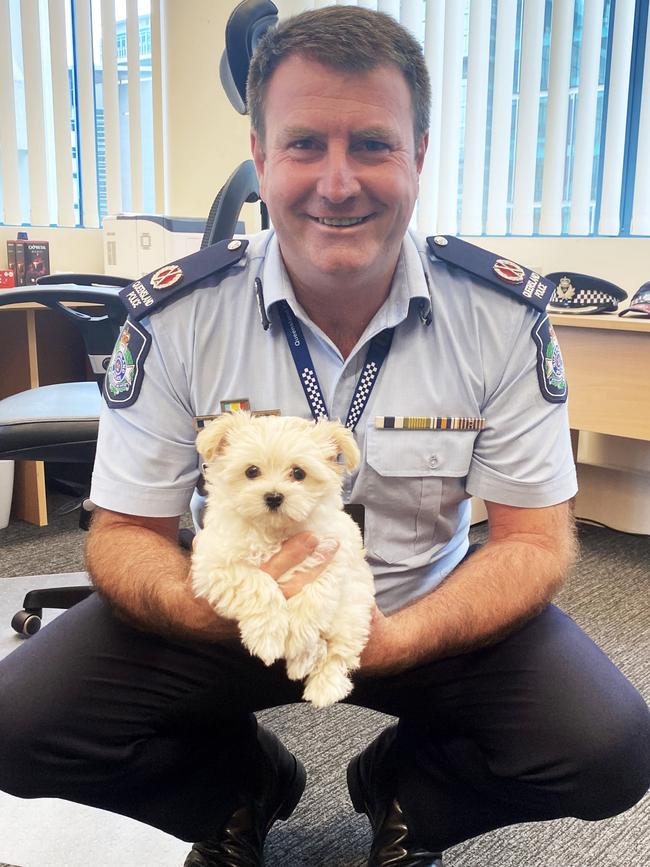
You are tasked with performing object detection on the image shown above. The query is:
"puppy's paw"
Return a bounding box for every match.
[285,639,327,681]
[241,614,289,667]
[302,668,353,708]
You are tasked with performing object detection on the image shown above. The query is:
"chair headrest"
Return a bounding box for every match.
[220,0,278,114]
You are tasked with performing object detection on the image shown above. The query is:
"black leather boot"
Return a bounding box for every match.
[183,724,306,867]
[347,725,443,867]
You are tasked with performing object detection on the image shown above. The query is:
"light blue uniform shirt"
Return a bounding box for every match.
[91,229,577,614]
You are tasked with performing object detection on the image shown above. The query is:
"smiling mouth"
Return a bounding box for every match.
[312,215,372,227]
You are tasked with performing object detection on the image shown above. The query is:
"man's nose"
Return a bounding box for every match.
[315,148,361,203]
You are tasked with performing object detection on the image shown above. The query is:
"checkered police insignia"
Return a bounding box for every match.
[532,314,567,403]
[103,317,151,409]
[346,361,379,430]
[300,367,328,419]
[151,264,183,290]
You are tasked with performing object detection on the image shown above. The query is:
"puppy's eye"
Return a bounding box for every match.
[245,465,261,479]
[291,466,306,481]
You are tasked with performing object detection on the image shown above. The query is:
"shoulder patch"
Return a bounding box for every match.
[531,314,568,403]
[426,235,555,312]
[119,238,248,321]
[103,317,151,409]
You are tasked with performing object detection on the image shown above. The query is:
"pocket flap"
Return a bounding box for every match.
[366,427,475,478]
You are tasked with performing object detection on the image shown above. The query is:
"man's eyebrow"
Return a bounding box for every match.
[279,126,321,140]
[351,126,397,141]
[278,125,399,141]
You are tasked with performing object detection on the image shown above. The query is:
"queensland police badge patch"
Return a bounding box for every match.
[531,314,567,403]
[103,318,151,408]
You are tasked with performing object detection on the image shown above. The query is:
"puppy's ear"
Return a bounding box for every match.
[196,411,247,462]
[316,419,360,472]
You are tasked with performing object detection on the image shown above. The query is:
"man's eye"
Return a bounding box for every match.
[291,466,307,481]
[291,139,315,150]
[245,466,261,479]
[361,140,389,152]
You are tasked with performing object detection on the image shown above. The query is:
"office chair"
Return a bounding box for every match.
[3,166,265,636]
[4,0,276,637]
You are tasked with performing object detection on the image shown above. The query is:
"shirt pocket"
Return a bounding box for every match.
[362,427,475,564]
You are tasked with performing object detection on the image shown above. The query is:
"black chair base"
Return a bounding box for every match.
[11,586,95,637]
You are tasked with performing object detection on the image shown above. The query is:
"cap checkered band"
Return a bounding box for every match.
[551,288,617,307]
[300,367,328,418]
[346,361,379,429]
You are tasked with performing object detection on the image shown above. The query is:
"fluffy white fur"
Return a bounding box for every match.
[191,411,375,708]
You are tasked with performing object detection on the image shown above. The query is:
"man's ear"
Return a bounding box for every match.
[250,130,266,199]
[196,412,245,462]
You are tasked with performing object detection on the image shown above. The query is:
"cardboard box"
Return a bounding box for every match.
[0,269,15,288]
[6,239,50,285]
[23,241,50,284]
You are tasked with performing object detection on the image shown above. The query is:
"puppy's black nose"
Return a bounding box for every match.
[264,492,284,511]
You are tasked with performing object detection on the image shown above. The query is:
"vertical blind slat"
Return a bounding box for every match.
[417,0,445,232]
[377,0,400,19]
[539,0,575,234]
[150,0,165,214]
[101,0,122,217]
[0,0,22,225]
[598,0,635,234]
[630,6,650,234]
[511,0,545,234]
[460,0,491,235]
[485,0,517,235]
[21,0,49,225]
[74,0,99,227]
[436,0,465,234]
[126,0,143,213]
[48,0,76,226]
[568,0,604,235]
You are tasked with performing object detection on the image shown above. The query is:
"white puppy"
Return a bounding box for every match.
[191,411,375,708]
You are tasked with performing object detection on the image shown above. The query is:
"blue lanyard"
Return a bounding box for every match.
[277,300,393,431]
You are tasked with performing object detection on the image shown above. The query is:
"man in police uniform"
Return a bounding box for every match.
[0,7,648,867]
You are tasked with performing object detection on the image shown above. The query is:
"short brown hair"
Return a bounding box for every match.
[247,6,430,147]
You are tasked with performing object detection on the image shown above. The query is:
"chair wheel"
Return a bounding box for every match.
[11,610,42,636]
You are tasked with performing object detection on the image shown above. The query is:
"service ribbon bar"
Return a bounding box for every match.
[375,416,486,431]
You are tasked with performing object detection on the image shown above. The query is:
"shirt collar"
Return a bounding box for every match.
[259,229,432,327]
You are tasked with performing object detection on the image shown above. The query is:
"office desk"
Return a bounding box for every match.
[1,302,94,526]
[549,313,650,441]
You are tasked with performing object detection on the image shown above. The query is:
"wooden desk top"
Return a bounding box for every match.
[550,312,650,333]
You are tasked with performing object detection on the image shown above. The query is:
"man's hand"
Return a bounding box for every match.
[260,533,339,599]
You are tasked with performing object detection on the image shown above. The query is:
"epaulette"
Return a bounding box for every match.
[119,238,249,321]
[426,235,555,312]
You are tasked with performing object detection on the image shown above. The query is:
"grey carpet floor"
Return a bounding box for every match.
[0,497,648,866]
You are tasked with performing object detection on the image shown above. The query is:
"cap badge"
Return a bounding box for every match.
[555,276,576,300]
[151,264,183,291]
[493,258,525,284]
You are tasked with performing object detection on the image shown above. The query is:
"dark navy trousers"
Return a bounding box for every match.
[0,593,648,850]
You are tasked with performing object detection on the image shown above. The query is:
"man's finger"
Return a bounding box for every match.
[261,532,319,580]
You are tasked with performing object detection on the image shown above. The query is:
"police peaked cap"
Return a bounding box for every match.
[545,272,627,315]
[619,281,650,318]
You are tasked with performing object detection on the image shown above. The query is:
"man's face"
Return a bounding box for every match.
[251,55,427,294]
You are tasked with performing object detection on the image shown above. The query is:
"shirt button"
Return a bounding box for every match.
[428,454,439,469]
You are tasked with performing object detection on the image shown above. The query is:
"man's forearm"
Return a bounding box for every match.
[85,513,238,642]
[361,503,578,676]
